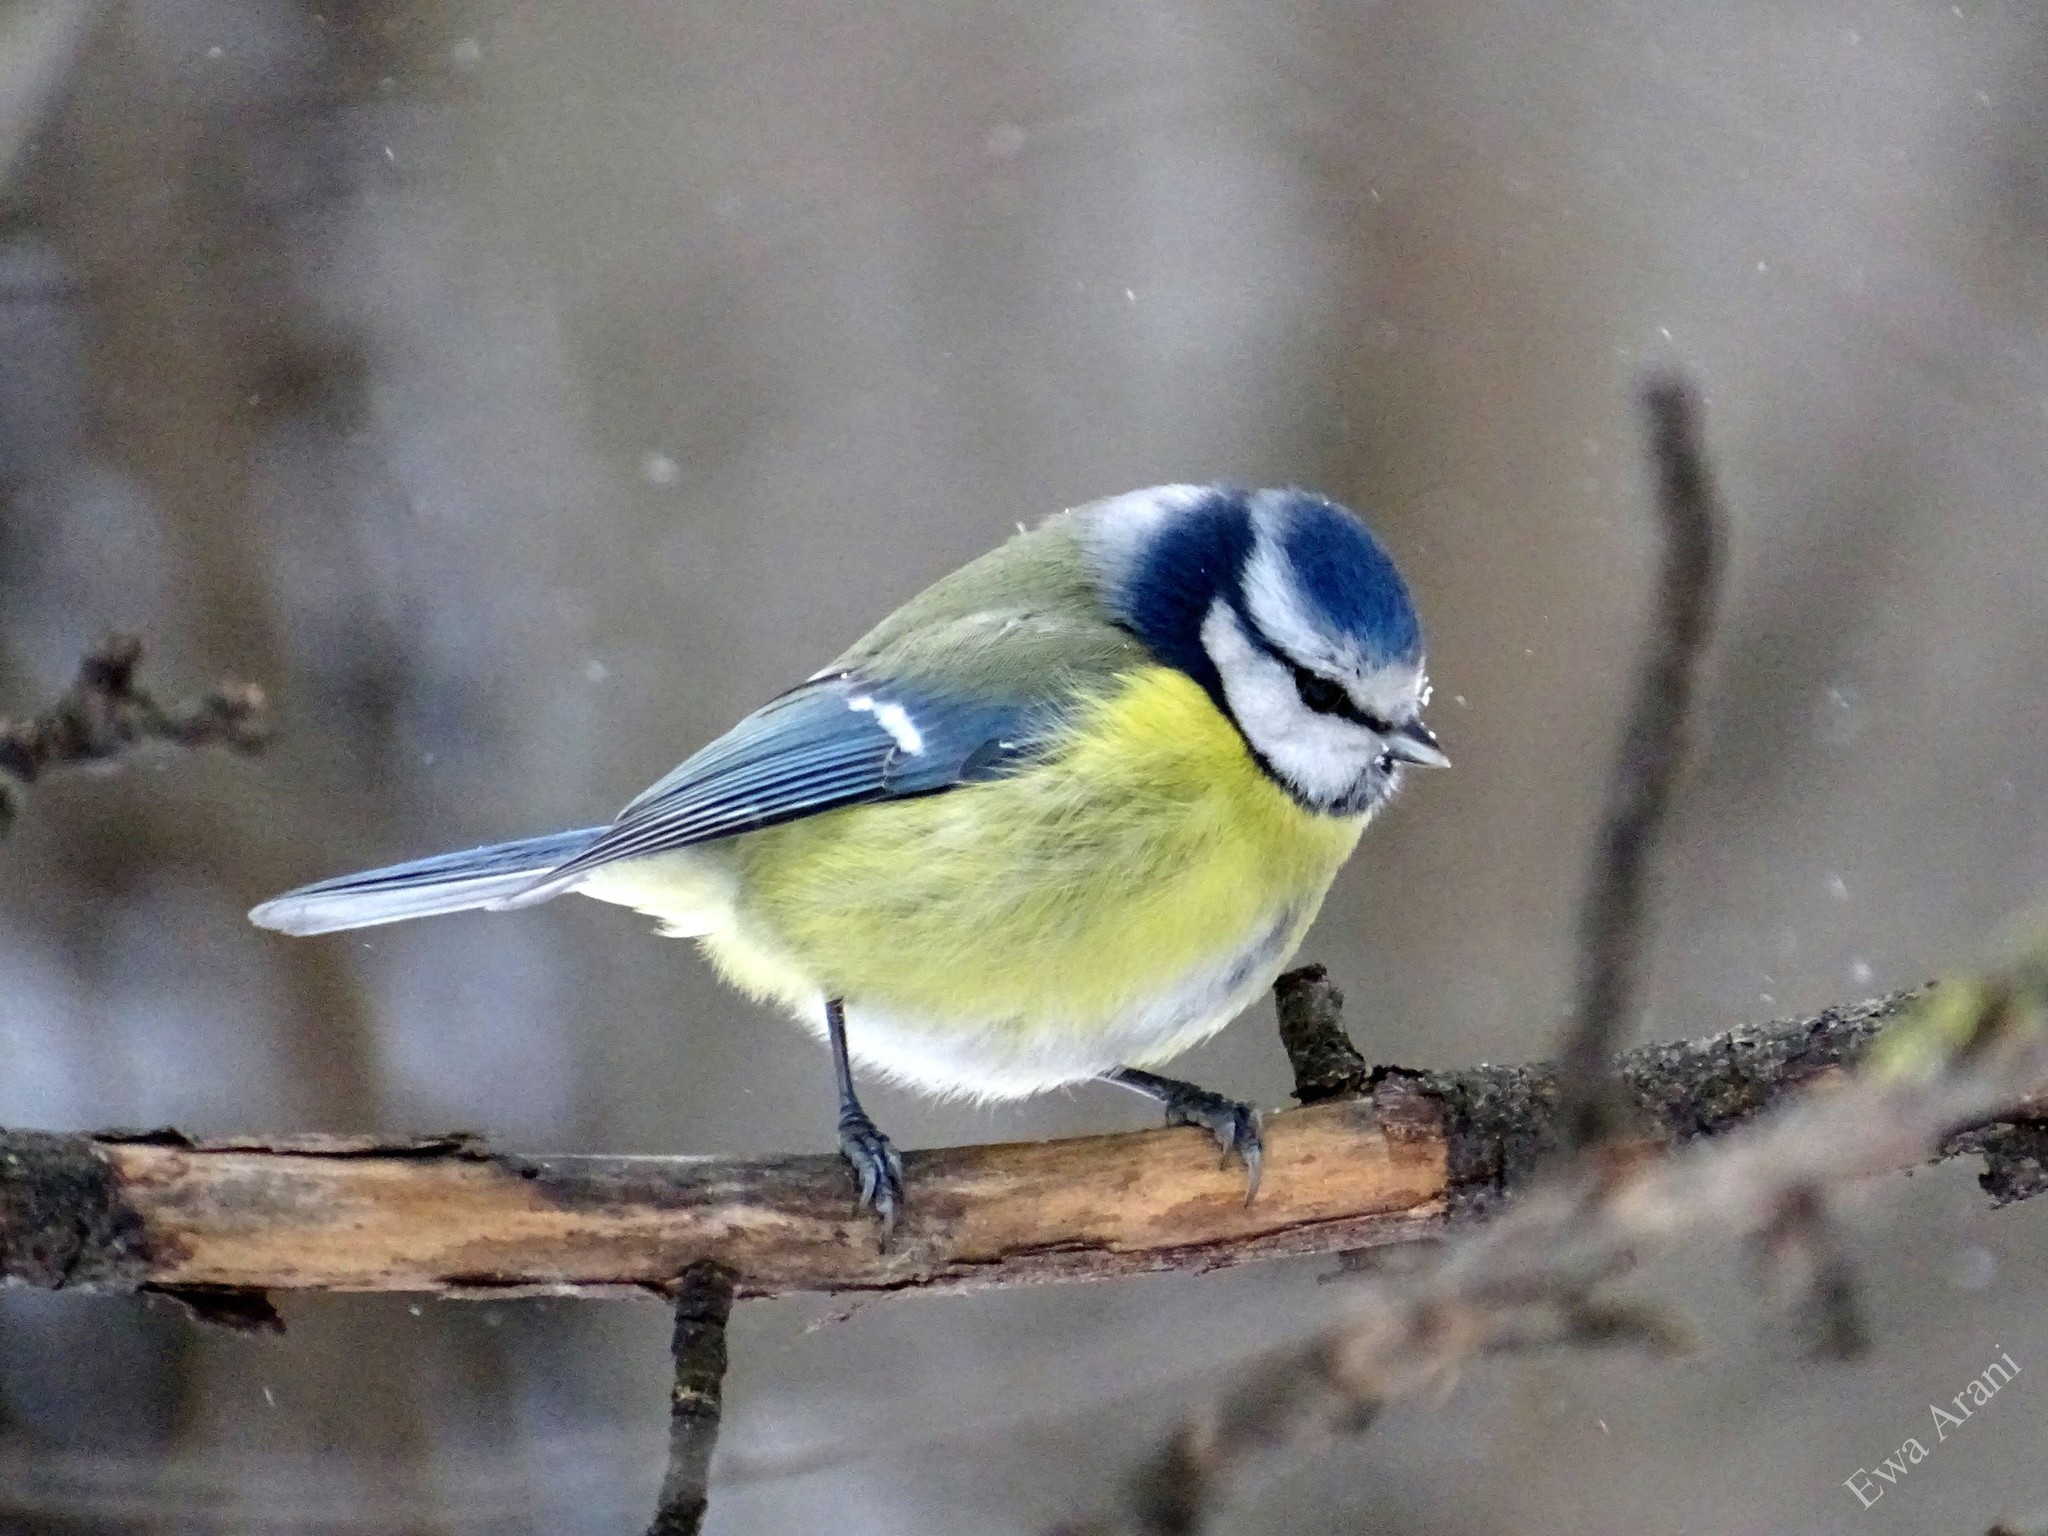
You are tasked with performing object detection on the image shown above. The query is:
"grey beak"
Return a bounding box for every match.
[1385,720,1450,768]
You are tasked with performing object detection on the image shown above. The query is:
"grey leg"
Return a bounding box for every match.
[1105,1066,1263,1201]
[826,997,904,1231]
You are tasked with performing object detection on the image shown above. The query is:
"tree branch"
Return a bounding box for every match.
[647,1262,735,1536]
[0,634,271,832]
[7,989,2041,1306]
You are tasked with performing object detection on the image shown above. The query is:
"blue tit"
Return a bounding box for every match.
[251,484,1446,1226]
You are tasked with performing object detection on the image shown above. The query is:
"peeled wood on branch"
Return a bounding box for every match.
[10,990,2041,1306]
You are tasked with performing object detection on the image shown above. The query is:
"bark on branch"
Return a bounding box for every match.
[647,1262,735,1536]
[6,988,2040,1307]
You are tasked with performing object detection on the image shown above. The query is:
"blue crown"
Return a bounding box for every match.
[1112,486,1421,705]
[1261,490,1421,665]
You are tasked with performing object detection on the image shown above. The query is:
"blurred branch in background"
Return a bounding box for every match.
[0,635,270,833]
[1558,378,1726,1147]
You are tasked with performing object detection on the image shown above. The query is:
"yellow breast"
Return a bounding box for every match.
[695,666,1364,1077]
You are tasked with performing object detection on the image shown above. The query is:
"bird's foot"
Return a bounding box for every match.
[1105,1066,1264,1201]
[1159,1085,1263,1202]
[837,1106,905,1235]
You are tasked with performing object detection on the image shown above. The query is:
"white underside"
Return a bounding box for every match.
[752,903,1303,1100]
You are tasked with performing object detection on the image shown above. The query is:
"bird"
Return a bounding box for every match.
[250,484,1446,1229]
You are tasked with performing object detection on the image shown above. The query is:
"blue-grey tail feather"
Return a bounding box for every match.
[248,828,606,936]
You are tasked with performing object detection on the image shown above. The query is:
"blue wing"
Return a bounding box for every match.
[511,673,1054,898]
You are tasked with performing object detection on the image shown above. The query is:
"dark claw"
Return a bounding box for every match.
[1161,1087,1264,1204]
[838,1107,905,1234]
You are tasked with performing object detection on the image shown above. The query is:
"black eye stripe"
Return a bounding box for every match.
[1227,607,1397,734]
[1283,657,1392,733]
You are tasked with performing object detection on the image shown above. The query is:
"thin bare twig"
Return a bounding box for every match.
[0,635,271,832]
[647,1263,735,1536]
[1558,377,1726,1148]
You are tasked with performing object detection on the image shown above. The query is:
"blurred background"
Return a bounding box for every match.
[3,0,2047,1531]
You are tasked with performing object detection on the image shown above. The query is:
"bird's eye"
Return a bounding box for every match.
[1286,660,1396,733]
[1290,665,1352,717]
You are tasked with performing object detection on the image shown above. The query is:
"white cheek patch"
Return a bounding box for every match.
[1200,602,1382,807]
[847,694,925,755]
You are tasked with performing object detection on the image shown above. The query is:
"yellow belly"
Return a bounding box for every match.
[627,666,1366,1095]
